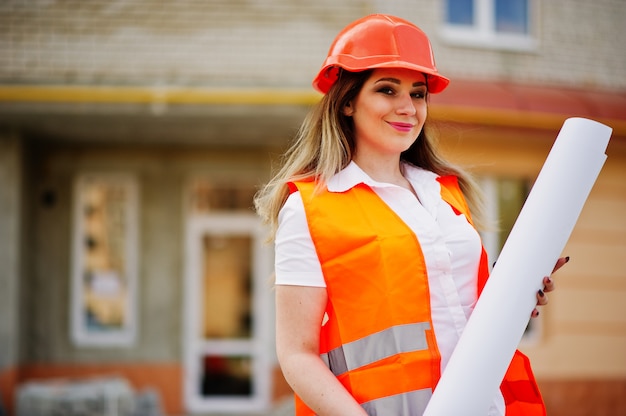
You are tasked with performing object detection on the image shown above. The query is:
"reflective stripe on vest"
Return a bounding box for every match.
[321,322,431,377]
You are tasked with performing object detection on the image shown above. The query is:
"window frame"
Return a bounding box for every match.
[441,0,537,51]
[70,173,139,347]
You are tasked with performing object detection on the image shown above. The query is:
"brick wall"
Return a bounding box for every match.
[1,0,625,90]
[0,0,369,87]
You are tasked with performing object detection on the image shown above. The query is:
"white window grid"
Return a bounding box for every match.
[441,0,537,51]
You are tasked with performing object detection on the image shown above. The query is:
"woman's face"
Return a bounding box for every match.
[343,68,428,159]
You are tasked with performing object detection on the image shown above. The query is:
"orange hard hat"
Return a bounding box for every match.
[312,14,450,94]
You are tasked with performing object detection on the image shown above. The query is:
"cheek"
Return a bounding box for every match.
[417,103,428,120]
[353,106,380,128]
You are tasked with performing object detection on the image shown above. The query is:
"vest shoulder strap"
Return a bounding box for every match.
[436,175,474,226]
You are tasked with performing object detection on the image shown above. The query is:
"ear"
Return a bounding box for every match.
[343,101,354,116]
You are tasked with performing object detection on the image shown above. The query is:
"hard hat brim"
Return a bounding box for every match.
[312,59,450,95]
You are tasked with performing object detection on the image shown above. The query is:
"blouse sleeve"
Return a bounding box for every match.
[274,191,326,287]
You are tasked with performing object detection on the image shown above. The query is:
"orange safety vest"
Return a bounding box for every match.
[289,175,546,416]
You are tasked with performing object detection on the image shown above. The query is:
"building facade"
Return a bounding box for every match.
[1,1,625,415]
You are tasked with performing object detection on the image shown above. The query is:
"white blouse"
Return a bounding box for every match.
[275,161,504,415]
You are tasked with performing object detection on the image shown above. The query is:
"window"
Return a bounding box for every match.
[184,180,273,413]
[446,0,474,26]
[443,0,535,50]
[480,176,531,259]
[480,176,540,342]
[494,0,529,34]
[70,173,139,346]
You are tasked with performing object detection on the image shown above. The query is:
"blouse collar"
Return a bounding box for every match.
[327,161,441,217]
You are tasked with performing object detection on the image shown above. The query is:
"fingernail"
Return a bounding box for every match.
[538,289,545,297]
[565,256,570,263]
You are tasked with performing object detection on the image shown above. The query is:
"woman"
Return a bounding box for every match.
[255,14,567,416]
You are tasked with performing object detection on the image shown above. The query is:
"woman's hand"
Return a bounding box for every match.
[531,256,570,318]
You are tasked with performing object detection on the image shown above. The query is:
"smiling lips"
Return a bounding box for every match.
[387,121,415,133]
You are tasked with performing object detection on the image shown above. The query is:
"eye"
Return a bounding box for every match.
[377,86,395,95]
[411,90,428,100]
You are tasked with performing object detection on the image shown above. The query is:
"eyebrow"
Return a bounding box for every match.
[374,77,427,88]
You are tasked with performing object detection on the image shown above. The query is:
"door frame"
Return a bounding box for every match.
[183,212,274,413]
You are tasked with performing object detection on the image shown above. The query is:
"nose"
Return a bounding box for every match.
[396,93,417,116]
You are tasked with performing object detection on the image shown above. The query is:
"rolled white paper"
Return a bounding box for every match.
[423,118,612,416]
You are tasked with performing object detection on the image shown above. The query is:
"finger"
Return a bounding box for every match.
[552,256,570,273]
[531,308,540,318]
[537,289,548,306]
[543,275,555,292]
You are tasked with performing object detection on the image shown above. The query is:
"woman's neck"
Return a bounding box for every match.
[353,156,412,191]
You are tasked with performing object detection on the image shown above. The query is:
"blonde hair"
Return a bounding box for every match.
[254,70,487,239]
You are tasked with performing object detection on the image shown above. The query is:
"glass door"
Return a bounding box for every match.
[184,213,273,413]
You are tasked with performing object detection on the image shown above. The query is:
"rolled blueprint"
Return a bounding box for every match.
[423,117,612,416]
